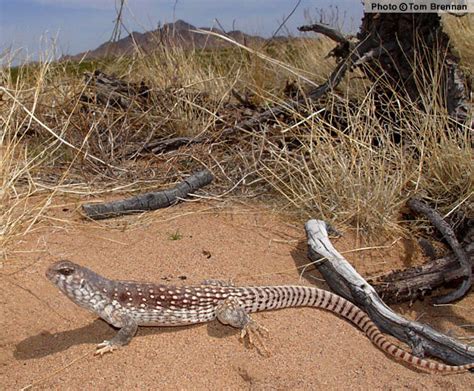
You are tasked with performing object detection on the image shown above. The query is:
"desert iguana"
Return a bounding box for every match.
[46,260,474,373]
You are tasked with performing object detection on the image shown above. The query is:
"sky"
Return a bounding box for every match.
[0,0,364,63]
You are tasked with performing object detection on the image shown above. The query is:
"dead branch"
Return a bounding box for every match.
[137,136,200,155]
[297,22,349,45]
[408,198,472,304]
[221,32,376,135]
[82,169,213,220]
[305,219,474,366]
[81,70,150,110]
[370,240,474,304]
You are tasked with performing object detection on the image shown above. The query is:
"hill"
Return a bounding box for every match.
[62,19,270,60]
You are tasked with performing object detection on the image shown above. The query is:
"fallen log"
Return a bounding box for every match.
[305,219,474,366]
[82,169,213,220]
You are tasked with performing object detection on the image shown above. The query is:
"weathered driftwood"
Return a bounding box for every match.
[82,169,213,220]
[408,198,472,304]
[370,241,474,304]
[305,219,474,366]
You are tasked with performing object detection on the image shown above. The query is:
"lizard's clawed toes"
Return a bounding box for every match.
[95,340,119,356]
[240,321,270,356]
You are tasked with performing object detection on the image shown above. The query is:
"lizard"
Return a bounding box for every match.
[46,260,474,373]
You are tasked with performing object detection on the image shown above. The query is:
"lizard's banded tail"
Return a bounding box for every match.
[247,285,473,373]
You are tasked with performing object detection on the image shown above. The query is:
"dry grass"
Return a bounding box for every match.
[1,20,473,259]
[441,13,474,74]
[250,95,472,237]
[0,58,59,258]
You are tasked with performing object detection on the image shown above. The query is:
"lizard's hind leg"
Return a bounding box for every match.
[216,297,269,355]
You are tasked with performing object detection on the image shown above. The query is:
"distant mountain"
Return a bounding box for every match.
[62,20,273,61]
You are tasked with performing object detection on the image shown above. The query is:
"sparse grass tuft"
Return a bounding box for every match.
[168,229,183,241]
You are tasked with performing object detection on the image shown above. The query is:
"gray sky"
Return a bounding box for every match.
[1,0,363,62]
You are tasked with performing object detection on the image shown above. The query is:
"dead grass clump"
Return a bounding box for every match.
[417,126,472,211]
[249,96,413,237]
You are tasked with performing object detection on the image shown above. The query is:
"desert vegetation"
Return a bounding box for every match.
[0,13,472,261]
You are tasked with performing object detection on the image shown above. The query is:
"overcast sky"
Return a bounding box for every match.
[1,0,363,62]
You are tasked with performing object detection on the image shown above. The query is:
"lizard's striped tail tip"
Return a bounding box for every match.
[414,361,474,374]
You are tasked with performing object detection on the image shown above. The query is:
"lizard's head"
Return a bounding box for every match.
[46,260,107,309]
[46,260,85,287]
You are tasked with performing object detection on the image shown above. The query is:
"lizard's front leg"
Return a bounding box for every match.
[215,297,269,355]
[96,313,138,355]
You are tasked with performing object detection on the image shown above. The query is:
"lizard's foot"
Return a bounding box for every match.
[95,340,120,356]
[240,320,270,356]
[216,297,271,356]
[94,315,138,356]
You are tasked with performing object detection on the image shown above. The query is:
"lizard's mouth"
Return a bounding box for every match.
[45,264,58,283]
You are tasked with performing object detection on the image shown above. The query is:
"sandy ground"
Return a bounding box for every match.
[1,200,473,390]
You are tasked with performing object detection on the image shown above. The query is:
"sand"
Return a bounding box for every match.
[1,201,473,390]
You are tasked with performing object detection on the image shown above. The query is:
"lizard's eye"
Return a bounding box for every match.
[58,267,74,276]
